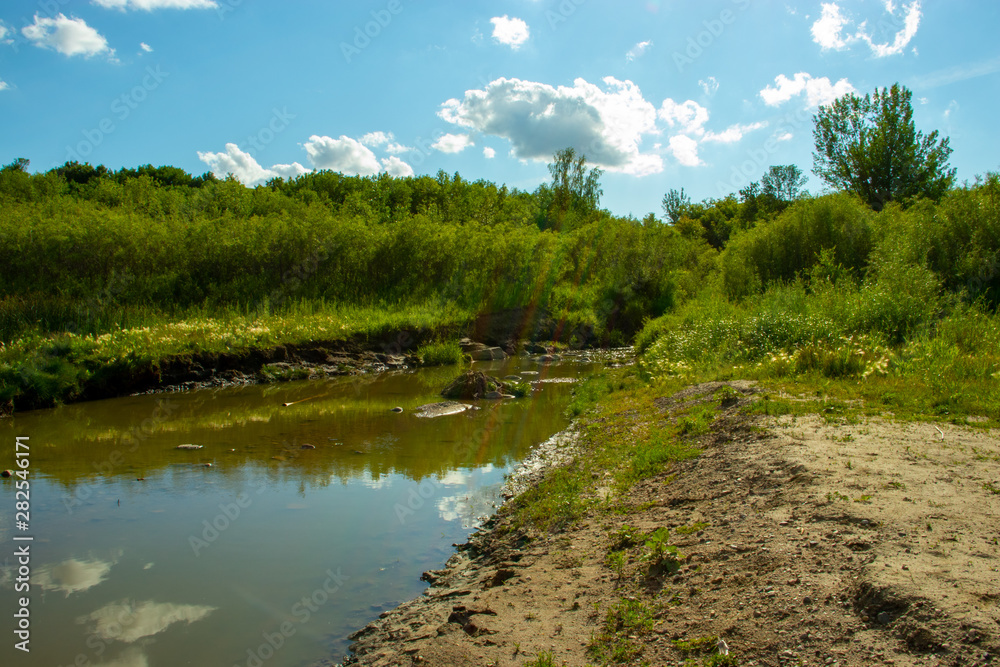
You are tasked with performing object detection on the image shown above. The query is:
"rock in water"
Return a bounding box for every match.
[176,444,203,450]
[440,371,513,399]
[413,401,473,418]
[470,347,507,361]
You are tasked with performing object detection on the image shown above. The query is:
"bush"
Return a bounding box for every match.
[722,193,873,299]
[416,341,462,366]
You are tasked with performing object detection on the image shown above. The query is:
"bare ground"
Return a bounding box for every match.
[342,382,1000,666]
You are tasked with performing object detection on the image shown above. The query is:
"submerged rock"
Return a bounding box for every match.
[414,401,473,418]
[175,444,203,450]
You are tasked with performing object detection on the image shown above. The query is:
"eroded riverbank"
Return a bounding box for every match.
[341,381,1000,667]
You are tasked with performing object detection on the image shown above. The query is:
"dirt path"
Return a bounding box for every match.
[341,383,1000,666]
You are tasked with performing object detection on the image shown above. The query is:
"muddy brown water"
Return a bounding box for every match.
[0,355,613,666]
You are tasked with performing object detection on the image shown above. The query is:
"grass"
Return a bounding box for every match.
[416,340,463,366]
[0,299,473,407]
[522,650,557,667]
[587,598,656,665]
[506,369,707,536]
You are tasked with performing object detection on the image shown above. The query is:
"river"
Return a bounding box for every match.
[0,354,608,667]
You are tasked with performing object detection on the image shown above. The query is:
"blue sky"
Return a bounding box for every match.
[1,0,998,218]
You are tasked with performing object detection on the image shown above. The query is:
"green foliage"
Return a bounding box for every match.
[813,83,955,210]
[640,526,683,575]
[760,164,808,202]
[416,341,462,366]
[721,193,874,300]
[588,598,656,664]
[545,147,603,227]
[608,524,647,550]
[522,650,557,667]
[626,428,700,483]
[662,187,691,224]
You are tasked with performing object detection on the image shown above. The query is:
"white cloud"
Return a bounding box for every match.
[432,133,473,154]
[759,72,855,107]
[93,0,218,10]
[702,121,768,144]
[811,1,921,57]
[380,156,414,177]
[196,143,307,185]
[83,600,216,643]
[22,14,113,59]
[385,141,411,154]
[483,147,496,159]
[668,135,702,167]
[775,130,794,142]
[657,98,709,136]
[439,76,662,175]
[139,42,153,52]
[943,100,958,120]
[303,135,380,175]
[626,40,652,62]
[270,162,309,180]
[35,558,113,596]
[490,15,529,49]
[360,131,394,147]
[857,1,921,57]
[699,76,719,96]
[811,3,852,49]
[910,56,1000,90]
[0,21,10,44]
[0,79,7,92]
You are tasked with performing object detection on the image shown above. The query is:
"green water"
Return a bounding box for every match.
[0,357,598,667]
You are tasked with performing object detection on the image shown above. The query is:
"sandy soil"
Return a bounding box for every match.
[341,383,1000,666]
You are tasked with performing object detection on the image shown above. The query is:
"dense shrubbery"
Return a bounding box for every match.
[2,151,999,412]
[639,176,1000,417]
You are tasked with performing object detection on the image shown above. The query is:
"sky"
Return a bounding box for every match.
[1,0,998,218]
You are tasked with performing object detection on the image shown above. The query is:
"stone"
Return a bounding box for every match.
[470,347,507,361]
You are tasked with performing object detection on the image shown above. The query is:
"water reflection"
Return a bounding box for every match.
[0,355,611,665]
[89,647,149,667]
[82,599,217,642]
[35,556,117,596]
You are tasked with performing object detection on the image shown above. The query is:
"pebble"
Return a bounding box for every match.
[877,611,893,625]
[390,406,403,413]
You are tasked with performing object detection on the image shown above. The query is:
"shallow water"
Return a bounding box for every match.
[0,356,600,667]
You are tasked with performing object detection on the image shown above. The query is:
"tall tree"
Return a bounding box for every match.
[661,187,691,224]
[812,83,955,210]
[548,147,603,215]
[760,165,808,202]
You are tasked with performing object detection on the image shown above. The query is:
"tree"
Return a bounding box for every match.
[812,83,955,210]
[548,147,603,215]
[760,165,808,202]
[1,158,29,173]
[661,187,691,224]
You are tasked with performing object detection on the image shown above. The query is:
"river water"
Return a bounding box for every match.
[0,355,602,667]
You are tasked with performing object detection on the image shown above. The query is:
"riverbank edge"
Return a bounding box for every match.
[337,422,585,666]
[3,310,581,414]
[335,379,1000,667]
